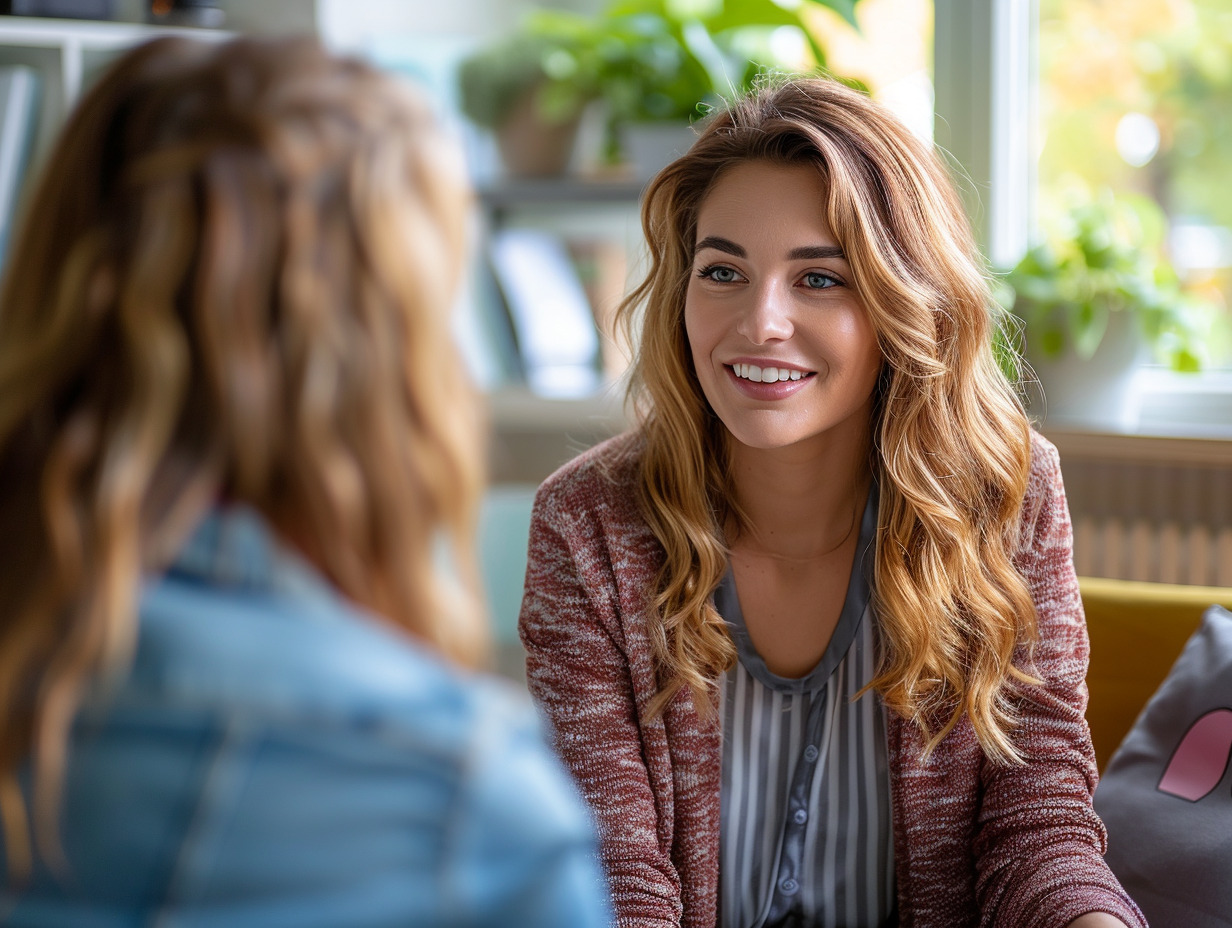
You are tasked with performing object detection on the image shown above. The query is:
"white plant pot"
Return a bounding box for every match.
[621,121,697,180]
[1024,312,1150,432]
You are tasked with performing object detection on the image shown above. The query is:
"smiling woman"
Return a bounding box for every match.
[518,77,1146,928]
[684,160,882,458]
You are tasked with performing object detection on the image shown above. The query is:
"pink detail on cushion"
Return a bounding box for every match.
[1157,708,1232,802]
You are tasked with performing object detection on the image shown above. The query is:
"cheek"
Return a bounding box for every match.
[851,330,884,394]
[682,291,712,364]
[834,309,880,370]
[682,294,726,411]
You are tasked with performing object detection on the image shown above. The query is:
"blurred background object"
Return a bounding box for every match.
[0,0,113,18]
[0,0,1226,661]
[1034,0,1232,369]
[457,0,870,180]
[146,0,223,28]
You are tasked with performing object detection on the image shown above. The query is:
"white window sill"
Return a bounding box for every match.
[1134,369,1232,440]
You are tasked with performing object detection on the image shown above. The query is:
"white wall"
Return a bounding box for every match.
[106,1,596,49]
[214,0,317,34]
[314,0,524,49]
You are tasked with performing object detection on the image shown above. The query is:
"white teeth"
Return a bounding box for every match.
[733,364,807,382]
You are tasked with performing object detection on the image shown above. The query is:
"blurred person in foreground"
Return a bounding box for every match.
[0,36,610,928]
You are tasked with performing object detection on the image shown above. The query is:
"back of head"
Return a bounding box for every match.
[0,36,482,868]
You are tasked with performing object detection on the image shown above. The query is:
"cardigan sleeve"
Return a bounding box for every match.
[972,434,1146,928]
[518,478,684,928]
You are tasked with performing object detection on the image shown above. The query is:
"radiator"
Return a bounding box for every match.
[1056,434,1232,587]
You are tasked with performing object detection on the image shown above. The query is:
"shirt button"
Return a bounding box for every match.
[793,809,808,825]
[803,745,819,762]
[780,878,799,895]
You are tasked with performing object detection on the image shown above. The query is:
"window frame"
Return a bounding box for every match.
[934,0,1232,436]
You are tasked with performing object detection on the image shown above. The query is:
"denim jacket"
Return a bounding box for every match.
[2,507,611,928]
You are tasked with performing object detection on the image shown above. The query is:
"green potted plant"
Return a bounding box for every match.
[457,0,865,178]
[1002,187,1214,428]
[591,0,864,172]
[456,27,599,177]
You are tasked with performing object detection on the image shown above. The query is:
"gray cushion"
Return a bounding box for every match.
[1094,604,1232,927]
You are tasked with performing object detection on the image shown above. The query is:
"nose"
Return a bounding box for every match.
[735,279,794,345]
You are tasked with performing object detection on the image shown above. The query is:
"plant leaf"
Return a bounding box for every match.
[1171,348,1202,373]
[801,0,860,29]
[704,0,803,30]
[1038,325,1067,358]
[1068,299,1110,359]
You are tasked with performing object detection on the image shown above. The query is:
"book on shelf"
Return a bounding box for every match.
[0,1,114,18]
[452,261,524,393]
[487,226,602,399]
[0,64,40,268]
[564,236,630,383]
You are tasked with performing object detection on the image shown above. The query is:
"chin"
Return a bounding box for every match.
[715,405,871,455]
[719,420,812,452]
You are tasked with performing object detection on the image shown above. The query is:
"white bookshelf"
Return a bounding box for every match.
[0,16,231,172]
[0,8,633,486]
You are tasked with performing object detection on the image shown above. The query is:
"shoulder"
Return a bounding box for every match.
[451,680,611,924]
[530,431,653,551]
[1026,428,1062,495]
[521,430,662,627]
[460,679,600,840]
[1017,428,1067,546]
[535,430,645,514]
[137,567,512,737]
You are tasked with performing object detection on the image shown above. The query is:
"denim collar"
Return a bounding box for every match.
[165,505,337,607]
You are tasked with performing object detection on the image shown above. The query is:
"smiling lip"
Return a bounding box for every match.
[725,363,814,400]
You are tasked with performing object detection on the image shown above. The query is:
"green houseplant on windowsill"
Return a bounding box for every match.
[1001,188,1215,429]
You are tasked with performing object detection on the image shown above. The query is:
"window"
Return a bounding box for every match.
[1038,0,1232,368]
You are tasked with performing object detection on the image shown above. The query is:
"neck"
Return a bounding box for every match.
[726,428,873,561]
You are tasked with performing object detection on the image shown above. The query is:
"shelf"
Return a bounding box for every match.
[0,14,218,43]
[486,383,626,427]
[485,386,629,484]
[0,16,231,171]
[477,176,646,213]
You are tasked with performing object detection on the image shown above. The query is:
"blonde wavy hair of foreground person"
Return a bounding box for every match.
[619,78,1038,764]
[0,36,483,872]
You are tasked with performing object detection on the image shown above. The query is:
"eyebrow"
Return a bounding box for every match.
[694,235,845,261]
[788,244,846,260]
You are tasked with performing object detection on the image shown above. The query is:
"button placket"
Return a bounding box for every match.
[763,684,836,925]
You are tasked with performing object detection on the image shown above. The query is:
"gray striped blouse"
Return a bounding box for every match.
[716,491,896,928]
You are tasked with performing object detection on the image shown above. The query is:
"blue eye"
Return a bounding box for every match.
[698,264,742,283]
[803,272,839,289]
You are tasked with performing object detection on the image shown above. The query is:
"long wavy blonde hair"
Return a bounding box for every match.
[620,78,1036,763]
[0,37,484,872]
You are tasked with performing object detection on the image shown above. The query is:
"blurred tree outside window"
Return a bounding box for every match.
[1038,0,1232,367]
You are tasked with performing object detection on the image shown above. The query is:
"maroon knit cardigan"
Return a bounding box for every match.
[519,429,1146,928]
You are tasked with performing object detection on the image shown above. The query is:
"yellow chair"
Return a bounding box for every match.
[1079,576,1232,771]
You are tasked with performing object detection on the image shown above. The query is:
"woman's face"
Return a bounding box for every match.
[684,159,883,455]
